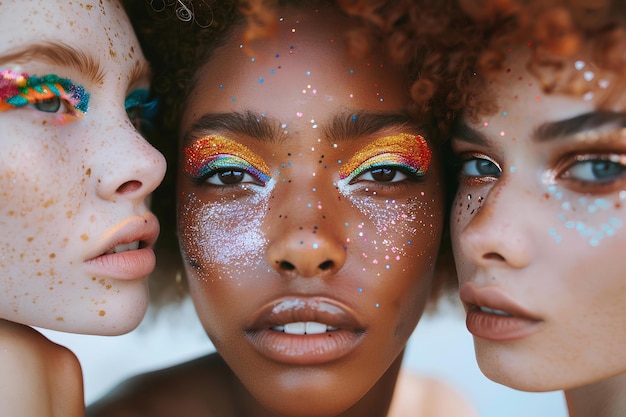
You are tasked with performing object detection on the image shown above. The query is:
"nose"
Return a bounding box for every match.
[266,227,347,279]
[457,182,533,270]
[94,120,166,204]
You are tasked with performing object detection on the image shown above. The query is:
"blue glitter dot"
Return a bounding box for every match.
[344,222,349,227]
[251,57,255,62]
[259,78,264,83]
[351,115,357,121]
[510,166,516,173]
[358,287,363,292]
[313,243,319,249]
[385,265,390,270]
[219,84,223,89]
[306,71,311,76]
[349,69,354,74]
[407,240,412,245]
[275,54,280,58]
[270,69,275,74]
[231,97,235,102]
[502,111,508,116]
[375,303,380,308]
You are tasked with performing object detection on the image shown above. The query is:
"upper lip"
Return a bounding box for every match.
[246,296,365,332]
[460,282,541,321]
[86,212,160,261]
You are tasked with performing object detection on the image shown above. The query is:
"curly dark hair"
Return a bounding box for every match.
[122,0,509,309]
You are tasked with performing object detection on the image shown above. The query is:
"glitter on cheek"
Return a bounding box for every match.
[547,184,624,246]
[180,179,276,278]
[338,181,436,261]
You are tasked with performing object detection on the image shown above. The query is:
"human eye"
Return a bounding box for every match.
[125,88,159,130]
[340,133,432,187]
[458,152,502,184]
[184,135,271,188]
[557,153,626,191]
[0,70,89,124]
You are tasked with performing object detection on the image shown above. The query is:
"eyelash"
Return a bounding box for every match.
[0,71,90,124]
[457,152,502,185]
[187,154,270,188]
[554,153,626,192]
[125,88,159,130]
[343,154,428,190]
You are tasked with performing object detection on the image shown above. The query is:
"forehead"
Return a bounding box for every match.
[0,0,134,56]
[182,6,410,127]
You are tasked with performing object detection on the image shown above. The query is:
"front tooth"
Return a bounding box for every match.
[128,241,140,250]
[305,321,328,335]
[106,241,140,254]
[284,322,306,335]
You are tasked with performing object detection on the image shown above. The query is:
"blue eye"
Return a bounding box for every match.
[460,156,502,178]
[125,88,159,129]
[562,157,626,182]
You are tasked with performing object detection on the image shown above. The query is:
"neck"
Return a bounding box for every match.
[565,372,626,417]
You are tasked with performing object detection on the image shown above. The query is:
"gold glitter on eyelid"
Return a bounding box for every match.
[186,135,271,176]
[339,133,432,178]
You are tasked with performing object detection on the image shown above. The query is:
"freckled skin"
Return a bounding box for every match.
[0,0,166,335]
[452,47,626,396]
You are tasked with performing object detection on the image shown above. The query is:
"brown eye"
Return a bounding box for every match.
[370,167,397,182]
[215,170,245,185]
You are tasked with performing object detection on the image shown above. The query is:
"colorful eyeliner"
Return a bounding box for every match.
[339,133,432,181]
[184,135,271,184]
[0,70,89,122]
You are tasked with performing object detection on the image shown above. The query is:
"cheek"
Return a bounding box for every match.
[546,185,625,247]
[346,193,441,268]
[178,190,272,279]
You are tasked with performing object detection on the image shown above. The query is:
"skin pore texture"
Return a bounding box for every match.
[0,0,166,415]
[451,43,626,416]
[87,3,476,417]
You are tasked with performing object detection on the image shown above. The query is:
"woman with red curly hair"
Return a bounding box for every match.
[449,0,626,415]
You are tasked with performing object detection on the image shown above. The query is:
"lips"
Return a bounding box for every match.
[245,297,366,365]
[84,212,160,281]
[460,282,542,342]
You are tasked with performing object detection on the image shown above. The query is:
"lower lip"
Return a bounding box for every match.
[466,309,541,342]
[245,329,364,365]
[85,248,156,280]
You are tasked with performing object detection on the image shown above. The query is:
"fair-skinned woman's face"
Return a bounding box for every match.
[0,0,166,335]
[178,7,443,416]
[452,46,626,391]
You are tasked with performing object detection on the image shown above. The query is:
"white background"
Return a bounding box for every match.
[41,298,568,417]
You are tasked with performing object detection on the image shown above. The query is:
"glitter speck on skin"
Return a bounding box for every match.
[500,131,506,136]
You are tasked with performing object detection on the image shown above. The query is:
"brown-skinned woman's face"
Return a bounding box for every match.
[177,6,444,416]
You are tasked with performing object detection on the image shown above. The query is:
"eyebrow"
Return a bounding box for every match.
[183,111,285,143]
[452,111,626,145]
[533,111,626,142]
[0,41,107,85]
[323,110,421,144]
[183,110,423,145]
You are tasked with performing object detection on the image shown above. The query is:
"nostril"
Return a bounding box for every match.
[318,260,334,271]
[483,252,506,262]
[278,260,296,271]
[116,180,142,194]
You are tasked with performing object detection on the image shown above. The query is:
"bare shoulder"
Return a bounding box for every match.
[0,320,83,417]
[87,353,237,417]
[388,370,479,417]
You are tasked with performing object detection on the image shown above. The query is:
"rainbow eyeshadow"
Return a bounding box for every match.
[184,135,271,184]
[0,70,89,122]
[339,133,432,181]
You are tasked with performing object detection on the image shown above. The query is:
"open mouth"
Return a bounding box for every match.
[270,321,340,335]
[105,240,142,255]
[476,306,513,317]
